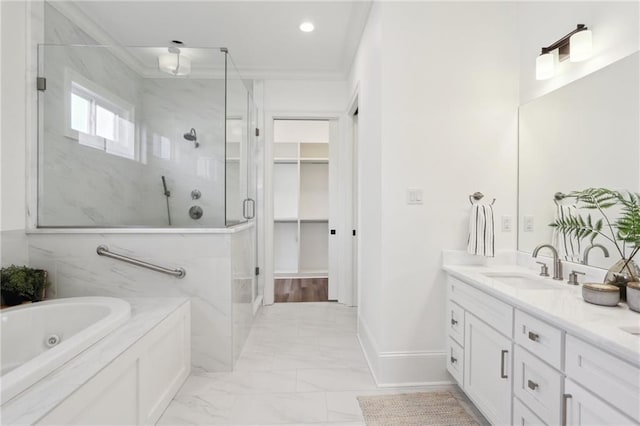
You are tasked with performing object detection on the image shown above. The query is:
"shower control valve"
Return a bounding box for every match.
[189,206,203,220]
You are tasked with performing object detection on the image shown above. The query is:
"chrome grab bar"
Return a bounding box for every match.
[96,245,186,279]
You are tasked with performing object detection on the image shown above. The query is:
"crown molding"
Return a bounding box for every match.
[46,1,348,82]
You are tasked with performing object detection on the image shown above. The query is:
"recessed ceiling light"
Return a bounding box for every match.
[299,22,314,33]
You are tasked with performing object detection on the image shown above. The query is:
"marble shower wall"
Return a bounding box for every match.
[40,4,228,227]
[140,78,226,227]
[1,231,30,267]
[40,5,146,226]
[28,225,255,372]
[231,225,255,362]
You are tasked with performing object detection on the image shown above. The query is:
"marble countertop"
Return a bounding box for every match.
[443,264,640,367]
[1,297,189,425]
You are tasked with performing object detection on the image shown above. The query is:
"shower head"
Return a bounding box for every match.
[183,128,199,148]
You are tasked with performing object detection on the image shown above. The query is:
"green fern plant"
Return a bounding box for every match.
[549,188,640,268]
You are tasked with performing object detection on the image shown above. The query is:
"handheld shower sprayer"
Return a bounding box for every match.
[161,176,172,226]
[183,128,199,148]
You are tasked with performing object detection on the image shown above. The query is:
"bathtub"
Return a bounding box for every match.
[0,297,131,404]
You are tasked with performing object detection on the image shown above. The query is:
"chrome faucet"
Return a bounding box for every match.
[582,243,610,265]
[532,244,563,280]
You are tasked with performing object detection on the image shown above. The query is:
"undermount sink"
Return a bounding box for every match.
[619,326,640,336]
[482,272,561,290]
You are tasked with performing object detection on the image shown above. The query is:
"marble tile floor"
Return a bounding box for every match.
[157,302,488,426]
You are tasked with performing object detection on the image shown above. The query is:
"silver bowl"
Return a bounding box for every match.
[582,283,620,307]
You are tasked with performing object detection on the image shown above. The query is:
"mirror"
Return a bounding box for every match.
[518,52,640,270]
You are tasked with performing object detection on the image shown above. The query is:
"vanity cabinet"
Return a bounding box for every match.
[564,380,635,426]
[464,313,512,425]
[445,272,640,426]
[447,277,513,425]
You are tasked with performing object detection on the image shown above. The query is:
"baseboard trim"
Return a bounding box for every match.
[357,317,453,387]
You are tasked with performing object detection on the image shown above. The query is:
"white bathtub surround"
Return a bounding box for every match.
[158,302,488,425]
[0,297,130,404]
[28,224,255,372]
[0,297,190,425]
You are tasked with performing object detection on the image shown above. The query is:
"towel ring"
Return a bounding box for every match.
[553,192,567,206]
[469,192,496,206]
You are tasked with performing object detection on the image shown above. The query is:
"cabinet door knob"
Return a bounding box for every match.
[528,331,540,342]
[451,318,458,326]
[527,380,539,391]
[450,356,458,364]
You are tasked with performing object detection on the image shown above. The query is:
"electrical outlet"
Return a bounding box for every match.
[407,188,423,205]
[523,215,535,232]
[501,215,512,232]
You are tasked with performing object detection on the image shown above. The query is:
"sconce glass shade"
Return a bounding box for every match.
[570,29,592,62]
[158,52,191,76]
[536,52,555,80]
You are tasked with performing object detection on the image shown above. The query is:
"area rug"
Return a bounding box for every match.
[357,391,480,426]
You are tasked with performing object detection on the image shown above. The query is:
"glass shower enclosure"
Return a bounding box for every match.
[36,44,262,313]
[36,44,258,229]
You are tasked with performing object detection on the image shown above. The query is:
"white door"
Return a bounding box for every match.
[565,380,635,426]
[464,312,512,425]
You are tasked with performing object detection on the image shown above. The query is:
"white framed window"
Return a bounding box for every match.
[65,68,137,161]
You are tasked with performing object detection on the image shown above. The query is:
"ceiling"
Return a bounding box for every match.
[68,1,373,79]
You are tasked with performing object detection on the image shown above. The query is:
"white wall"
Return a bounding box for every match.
[346,2,383,374]
[350,2,519,385]
[263,80,347,113]
[518,1,640,104]
[0,1,29,266]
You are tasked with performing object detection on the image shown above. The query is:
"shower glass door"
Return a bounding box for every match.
[225,54,248,226]
[36,44,229,228]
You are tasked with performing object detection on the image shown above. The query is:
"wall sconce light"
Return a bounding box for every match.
[158,46,191,76]
[536,24,592,80]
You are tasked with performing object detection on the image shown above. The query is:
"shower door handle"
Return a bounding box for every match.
[248,198,255,219]
[243,198,255,219]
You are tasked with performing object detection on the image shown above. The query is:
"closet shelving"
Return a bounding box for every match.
[273,120,330,277]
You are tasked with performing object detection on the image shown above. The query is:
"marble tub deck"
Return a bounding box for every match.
[158,302,488,426]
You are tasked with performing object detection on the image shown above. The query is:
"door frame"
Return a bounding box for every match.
[263,111,347,305]
[345,88,359,307]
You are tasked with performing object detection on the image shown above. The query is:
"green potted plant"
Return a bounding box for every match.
[1,265,48,306]
[550,188,640,299]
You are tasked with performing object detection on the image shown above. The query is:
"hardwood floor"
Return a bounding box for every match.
[274,278,328,303]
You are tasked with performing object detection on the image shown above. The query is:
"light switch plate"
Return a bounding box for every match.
[523,215,534,232]
[407,188,423,205]
[501,215,512,232]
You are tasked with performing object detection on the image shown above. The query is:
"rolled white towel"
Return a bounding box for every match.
[552,204,581,262]
[467,203,495,257]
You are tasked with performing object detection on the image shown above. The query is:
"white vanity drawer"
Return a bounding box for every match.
[513,396,546,426]
[447,301,464,345]
[446,337,464,386]
[448,276,513,338]
[565,335,640,422]
[514,310,562,370]
[514,345,563,426]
